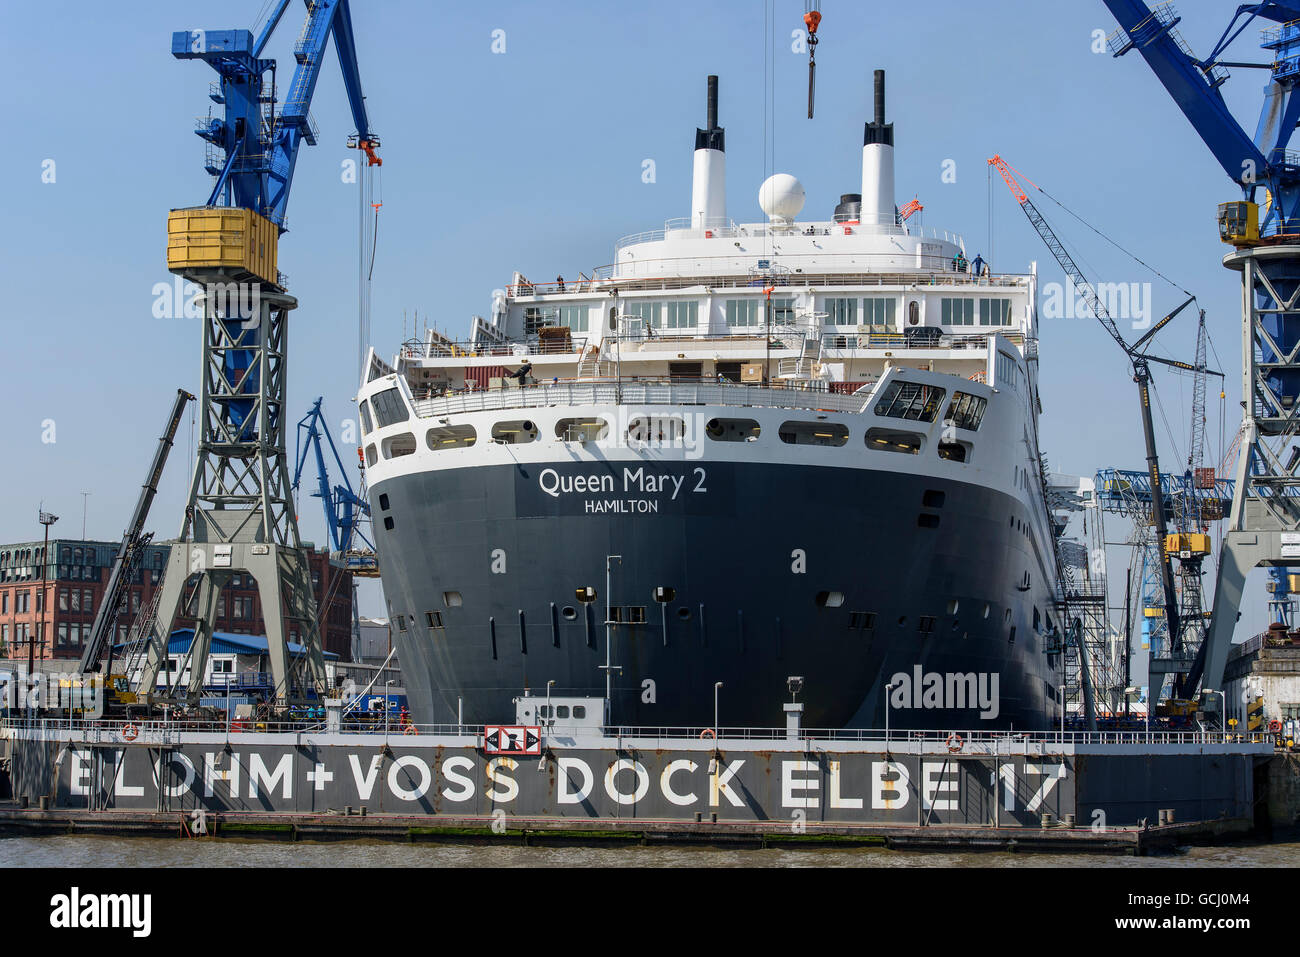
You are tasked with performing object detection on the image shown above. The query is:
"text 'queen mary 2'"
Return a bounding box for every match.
[357,72,1064,731]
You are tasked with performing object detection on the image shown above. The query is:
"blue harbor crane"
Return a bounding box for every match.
[140,1,383,706]
[1099,1,1300,698]
[175,0,380,229]
[292,397,376,577]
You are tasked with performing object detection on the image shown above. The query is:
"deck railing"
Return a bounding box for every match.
[0,716,1276,749]
[410,378,875,418]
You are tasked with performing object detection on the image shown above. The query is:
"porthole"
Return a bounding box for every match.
[556,418,610,442]
[946,599,959,615]
[815,590,845,608]
[561,605,578,621]
[492,420,539,444]
[443,591,463,608]
[426,424,476,450]
[705,417,761,442]
[677,607,693,621]
[780,421,849,447]
[897,616,908,627]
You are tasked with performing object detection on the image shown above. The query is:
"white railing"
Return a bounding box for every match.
[1,716,1275,750]
[410,380,873,418]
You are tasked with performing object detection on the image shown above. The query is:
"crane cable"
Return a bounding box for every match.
[1026,178,1194,298]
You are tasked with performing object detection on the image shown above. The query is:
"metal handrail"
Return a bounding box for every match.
[410,379,874,418]
[0,715,1276,748]
[511,270,1031,298]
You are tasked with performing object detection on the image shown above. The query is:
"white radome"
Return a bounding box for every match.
[758,173,806,222]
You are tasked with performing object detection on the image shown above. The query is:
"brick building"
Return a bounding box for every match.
[0,538,352,663]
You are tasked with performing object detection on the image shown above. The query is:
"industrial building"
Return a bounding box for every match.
[0,538,353,663]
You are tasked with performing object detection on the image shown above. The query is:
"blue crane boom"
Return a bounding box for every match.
[173,0,380,230]
[1101,1,1300,230]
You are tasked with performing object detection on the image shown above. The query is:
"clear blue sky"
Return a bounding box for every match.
[0,0,1276,638]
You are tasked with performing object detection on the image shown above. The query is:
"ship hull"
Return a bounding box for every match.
[370,457,1061,730]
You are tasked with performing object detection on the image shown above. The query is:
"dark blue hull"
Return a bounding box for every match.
[370,459,1061,730]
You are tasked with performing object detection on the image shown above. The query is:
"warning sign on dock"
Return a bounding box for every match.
[484,725,542,755]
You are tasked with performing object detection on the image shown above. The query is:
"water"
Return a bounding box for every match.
[2,834,1296,868]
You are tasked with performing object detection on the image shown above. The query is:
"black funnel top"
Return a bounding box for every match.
[864,69,894,147]
[696,74,725,152]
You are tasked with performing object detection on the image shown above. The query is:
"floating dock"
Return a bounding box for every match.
[0,721,1277,854]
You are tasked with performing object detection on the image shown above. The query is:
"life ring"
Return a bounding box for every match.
[403,724,419,735]
[699,728,716,739]
[120,723,139,742]
[946,732,964,753]
[1269,719,1283,733]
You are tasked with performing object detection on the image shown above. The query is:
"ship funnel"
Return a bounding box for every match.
[860,69,896,230]
[691,74,726,230]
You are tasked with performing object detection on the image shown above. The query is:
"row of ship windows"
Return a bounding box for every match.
[366,418,976,465]
[520,296,1017,334]
[392,593,1048,652]
[361,383,989,464]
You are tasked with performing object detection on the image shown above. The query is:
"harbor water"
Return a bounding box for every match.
[2,834,1295,868]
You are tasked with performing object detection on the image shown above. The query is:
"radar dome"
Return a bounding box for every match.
[758,174,806,222]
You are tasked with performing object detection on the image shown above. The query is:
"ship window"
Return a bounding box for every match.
[371,387,410,427]
[383,517,394,531]
[918,616,936,636]
[1009,626,1017,644]
[848,611,876,631]
[556,418,610,442]
[706,417,761,442]
[917,513,940,528]
[609,606,647,624]
[824,297,857,326]
[382,433,417,459]
[443,591,463,607]
[524,305,561,336]
[769,297,796,325]
[815,591,845,608]
[779,421,849,447]
[945,392,988,431]
[941,298,975,326]
[426,425,476,449]
[556,705,570,718]
[396,615,408,632]
[622,301,661,329]
[661,300,698,330]
[873,380,946,421]
[574,705,587,719]
[867,428,924,454]
[359,401,374,435]
[561,605,578,621]
[938,441,970,462]
[629,415,686,442]
[426,611,444,628]
[559,304,589,332]
[922,490,946,508]
[492,420,538,444]
[980,298,1013,327]
[725,299,760,328]
[378,494,390,510]
[862,297,896,329]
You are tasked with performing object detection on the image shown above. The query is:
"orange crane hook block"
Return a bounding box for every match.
[804,8,822,119]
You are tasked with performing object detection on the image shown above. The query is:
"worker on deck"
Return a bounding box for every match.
[556,275,566,292]
[952,252,968,273]
[510,361,534,386]
[971,253,986,278]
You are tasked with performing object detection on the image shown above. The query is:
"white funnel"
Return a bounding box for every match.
[691,75,726,229]
[860,69,895,229]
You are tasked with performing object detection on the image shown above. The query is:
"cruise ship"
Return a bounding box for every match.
[356,72,1063,731]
